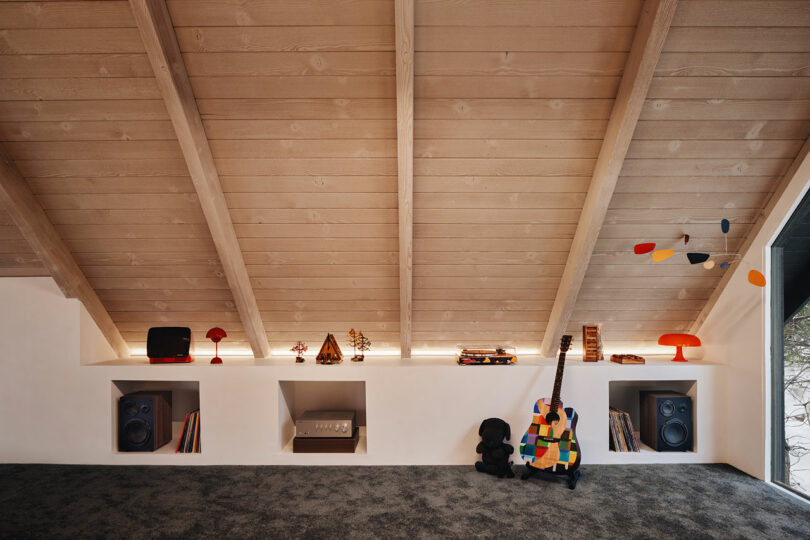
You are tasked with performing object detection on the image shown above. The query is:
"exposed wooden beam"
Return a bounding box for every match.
[395,0,414,358]
[690,135,810,335]
[0,144,129,358]
[539,0,678,358]
[129,0,270,358]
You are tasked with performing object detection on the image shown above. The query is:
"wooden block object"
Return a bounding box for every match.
[610,354,646,364]
[293,428,360,453]
[582,324,603,362]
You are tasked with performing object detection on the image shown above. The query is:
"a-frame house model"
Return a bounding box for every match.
[316,334,343,365]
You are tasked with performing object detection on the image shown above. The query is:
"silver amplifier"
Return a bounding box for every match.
[295,410,356,438]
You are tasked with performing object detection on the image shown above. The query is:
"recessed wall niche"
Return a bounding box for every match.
[608,379,697,454]
[111,380,201,455]
[278,380,366,453]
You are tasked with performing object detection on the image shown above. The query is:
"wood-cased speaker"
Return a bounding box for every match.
[640,391,693,452]
[118,391,172,452]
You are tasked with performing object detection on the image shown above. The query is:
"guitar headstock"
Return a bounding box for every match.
[560,335,573,353]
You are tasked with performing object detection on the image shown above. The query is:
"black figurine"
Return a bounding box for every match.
[475,418,515,478]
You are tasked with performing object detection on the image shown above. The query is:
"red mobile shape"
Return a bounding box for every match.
[206,327,227,364]
[634,242,656,254]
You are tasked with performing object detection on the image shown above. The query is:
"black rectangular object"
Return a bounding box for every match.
[118,391,173,452]
[293,428,360,453]
[147,327,191,359]
[640,391,693,452]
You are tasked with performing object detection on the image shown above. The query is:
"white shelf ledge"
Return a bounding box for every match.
[87,354,718,369]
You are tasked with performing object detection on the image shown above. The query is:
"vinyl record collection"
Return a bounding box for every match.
[608,407,639,452]
[176,409,201,453]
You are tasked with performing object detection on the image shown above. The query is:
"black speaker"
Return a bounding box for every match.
[118,391,172,452]
[147,327,193,363]
[640,391,693,452]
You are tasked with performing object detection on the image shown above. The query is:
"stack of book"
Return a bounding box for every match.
[176,409,201,453]
[609,407,639,452]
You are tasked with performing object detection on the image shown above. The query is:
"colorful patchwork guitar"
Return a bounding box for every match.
[519,335,581,487]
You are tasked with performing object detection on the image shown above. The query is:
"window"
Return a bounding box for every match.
[772,189,810,499]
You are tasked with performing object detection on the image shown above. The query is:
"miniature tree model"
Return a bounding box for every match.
[347,328,360,360]
[355,333,371,362]
[291,341,307,363]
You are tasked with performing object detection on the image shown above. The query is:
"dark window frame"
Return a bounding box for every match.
[771,191,810,502]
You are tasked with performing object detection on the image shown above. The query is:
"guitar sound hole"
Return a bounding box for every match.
[545,411,560,424]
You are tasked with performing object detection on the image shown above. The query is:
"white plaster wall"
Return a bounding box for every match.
[0,278,109,462]
[0,276,722,466]
[700,175,810,480]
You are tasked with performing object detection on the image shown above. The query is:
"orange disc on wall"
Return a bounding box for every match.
[748,269,766,287]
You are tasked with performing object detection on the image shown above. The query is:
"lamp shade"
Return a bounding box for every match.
[206,327,227,343]
[658,333,701,362]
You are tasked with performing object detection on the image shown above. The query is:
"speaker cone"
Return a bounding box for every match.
[124,419,150,446]
[123,400,139,417]
[659,400,675,417]
[660,419,688,446]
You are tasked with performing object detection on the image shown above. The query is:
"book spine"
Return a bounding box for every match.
[625,412,640,452]
[176,412,190,453]
[193,411,201,453]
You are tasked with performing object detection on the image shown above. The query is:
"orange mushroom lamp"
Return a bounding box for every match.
[206,327,227,365]
[658,333,701,362]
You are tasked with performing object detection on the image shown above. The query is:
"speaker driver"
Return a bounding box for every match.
[123,401,139,417]
[660,419,688,446]
[659,400,675,417]
[124,419,150,446]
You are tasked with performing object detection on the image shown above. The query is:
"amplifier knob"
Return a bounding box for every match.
[342,424,348,433]
[334,424,339,432]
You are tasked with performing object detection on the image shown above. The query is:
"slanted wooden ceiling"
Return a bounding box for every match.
[0,0,809,356]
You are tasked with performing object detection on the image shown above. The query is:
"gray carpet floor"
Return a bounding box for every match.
[1,464,809,538]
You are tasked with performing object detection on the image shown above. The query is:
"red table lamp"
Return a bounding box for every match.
[658,333,701,362]
[206,327,227,364]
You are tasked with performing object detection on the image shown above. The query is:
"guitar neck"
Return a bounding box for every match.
[549,350,567,413]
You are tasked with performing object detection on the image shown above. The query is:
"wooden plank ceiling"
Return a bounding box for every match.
[412,0,640,352]
[0,0,808,357]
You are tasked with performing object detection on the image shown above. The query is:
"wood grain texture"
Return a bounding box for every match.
[0,1,135,29]
[0,29,145,54]
[396,0,414,358]
[414,0,642,27]
[0,100,168,122]
[672,0,810,27]
[0,143,129,358]
[0,54,154,78]
[183,52,395,77]
[166,0,395,26]
[175,26,394,52]
[416,26,635,52]
[198,98,395,120]
[129,0,270,358]
[540,0,678,358]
